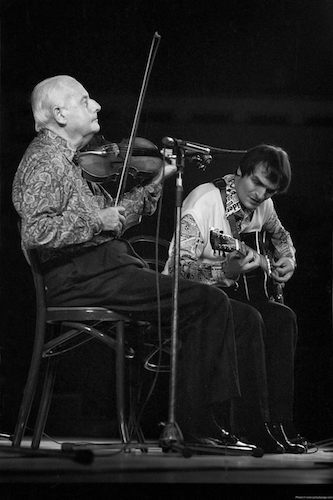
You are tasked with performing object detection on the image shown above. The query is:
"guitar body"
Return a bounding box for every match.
[210,229,284,304]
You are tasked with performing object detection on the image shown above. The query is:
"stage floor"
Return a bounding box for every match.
[0,437,332,498]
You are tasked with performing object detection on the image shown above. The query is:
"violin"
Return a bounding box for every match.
[78,136,164,184]
[78,135,214,185]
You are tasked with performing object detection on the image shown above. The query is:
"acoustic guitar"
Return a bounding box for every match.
[210,228,284,303]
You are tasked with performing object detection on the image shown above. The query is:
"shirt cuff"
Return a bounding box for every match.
[211,264,238,288]
[90,212,103,235]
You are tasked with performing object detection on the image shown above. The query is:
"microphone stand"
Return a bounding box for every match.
[158,143,190,456]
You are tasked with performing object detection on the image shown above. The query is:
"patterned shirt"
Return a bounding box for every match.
[12,129,162,263]
[164,174,296,287]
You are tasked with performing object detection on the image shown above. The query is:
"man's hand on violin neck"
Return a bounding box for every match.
[163,160,178,178]
[150,156,177,185]
[98,206,126,234]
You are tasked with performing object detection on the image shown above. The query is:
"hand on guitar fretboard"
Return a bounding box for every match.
[210,228,270,275]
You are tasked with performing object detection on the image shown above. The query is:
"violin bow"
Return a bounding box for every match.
[114,31,161,206]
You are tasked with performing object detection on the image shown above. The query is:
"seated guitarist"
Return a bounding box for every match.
[164,144,307,453]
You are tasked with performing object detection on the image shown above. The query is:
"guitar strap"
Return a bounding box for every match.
[212,178,240,239]
[212,177,247,297]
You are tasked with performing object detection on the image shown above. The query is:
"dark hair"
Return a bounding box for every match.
[239,144,291,193]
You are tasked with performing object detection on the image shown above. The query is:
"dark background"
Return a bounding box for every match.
[0,0,332,442]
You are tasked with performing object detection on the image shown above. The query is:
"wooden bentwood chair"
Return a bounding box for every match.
[12,243,148,450]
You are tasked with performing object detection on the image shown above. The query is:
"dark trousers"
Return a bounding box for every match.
[44,239,240,436]
[229,299,270,435]
[253,299,298,423]
[226,289,298,429]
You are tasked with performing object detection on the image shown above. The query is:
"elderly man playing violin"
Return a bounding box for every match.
[12,74,263,454]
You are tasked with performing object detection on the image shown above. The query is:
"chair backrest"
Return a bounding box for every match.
[17,221,48,313]
[128,235,170,273]
[27,247,50,314]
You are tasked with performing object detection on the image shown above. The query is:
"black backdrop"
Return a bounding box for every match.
[0,0,332,442]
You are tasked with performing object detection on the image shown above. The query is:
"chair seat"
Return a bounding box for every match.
[46,306,131,322]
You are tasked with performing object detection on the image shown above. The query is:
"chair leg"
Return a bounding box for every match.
[116,320,130,444]
[128,334,147,445]
[31,358,58,449]
[12,333,45,447]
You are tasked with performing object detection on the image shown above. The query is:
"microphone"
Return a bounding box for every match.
[162,137,247,156]
[162,137,211,154]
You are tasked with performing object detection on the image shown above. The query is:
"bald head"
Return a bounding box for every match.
[30,75,101,149]
[31,75,81,131]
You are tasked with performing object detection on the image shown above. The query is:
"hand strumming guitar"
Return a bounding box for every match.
[271,257,295,283]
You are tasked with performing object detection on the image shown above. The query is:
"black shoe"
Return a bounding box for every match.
[267,423,306,454]
[186,435,264,457]
[244,422,285,454]
[212,425,259,449]
[183,421,264,456]
[179,413,264,456]
[290,433,311,451]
